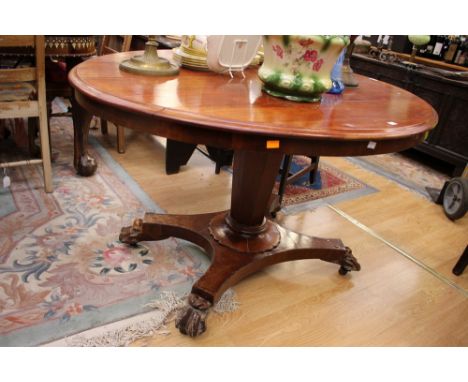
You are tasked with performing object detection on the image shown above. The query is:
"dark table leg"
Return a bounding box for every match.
[120,149,360,337]
[71,92,97,176]
[63,57,98,177]
[165,139,197,175]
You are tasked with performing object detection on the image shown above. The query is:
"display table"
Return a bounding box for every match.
[69,50,437,336]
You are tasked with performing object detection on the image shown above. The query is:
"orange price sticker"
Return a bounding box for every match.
[266,140,280,149]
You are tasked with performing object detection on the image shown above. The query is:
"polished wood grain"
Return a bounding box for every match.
[69,54,439,337]
[69,50,437,143]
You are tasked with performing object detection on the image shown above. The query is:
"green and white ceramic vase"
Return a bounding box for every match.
[258,35,350,102]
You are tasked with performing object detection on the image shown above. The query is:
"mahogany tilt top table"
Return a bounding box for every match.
[69,50,438,336]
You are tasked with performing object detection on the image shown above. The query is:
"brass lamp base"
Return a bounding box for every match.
[119,36,179,76]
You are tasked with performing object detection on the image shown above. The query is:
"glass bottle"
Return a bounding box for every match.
[328,48,346,94]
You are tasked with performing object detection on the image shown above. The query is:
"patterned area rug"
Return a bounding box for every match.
[272,156,376,215]
[0,116,374,346]
[347,153,450,198]
[0,117,209,346]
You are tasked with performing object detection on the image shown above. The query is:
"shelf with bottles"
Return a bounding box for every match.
[417,35,468,67]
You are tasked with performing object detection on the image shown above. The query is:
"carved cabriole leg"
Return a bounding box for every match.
[71,92,97,176]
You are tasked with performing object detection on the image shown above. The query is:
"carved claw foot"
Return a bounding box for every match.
[76,154,97,177]
[338,247,361,275]
[119,218,144,246]
[175,294,212,337]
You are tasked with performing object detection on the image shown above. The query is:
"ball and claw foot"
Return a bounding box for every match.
[77,154,97,177]
[119,218,144,246]
[338,247,361,275]
[175,294,212,337]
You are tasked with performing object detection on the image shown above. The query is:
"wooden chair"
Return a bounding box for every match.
[270,155,320,216]
[0,35,52,192]
[99,36,132,154]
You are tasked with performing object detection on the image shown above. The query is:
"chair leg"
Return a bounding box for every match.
[116,125,126,154]
[205,146,234,174]
[38,118,53,193]
[309,156,320,184]
[165,139,197,174]
[277,155,293,205]
[207,147,222,174]
[28,117,39,157]
[101,118,108,135]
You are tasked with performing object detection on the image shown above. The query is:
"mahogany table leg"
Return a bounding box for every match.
[71,93,97,176]
[119,149,360,337]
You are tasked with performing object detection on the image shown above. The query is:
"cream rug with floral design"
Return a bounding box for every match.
[0,114,211,346]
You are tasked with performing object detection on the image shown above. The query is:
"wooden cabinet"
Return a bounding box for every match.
[351,54,468,176]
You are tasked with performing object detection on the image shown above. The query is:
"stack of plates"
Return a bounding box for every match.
[173,36,263,71]
[173,35,209,71]
[165,35,182,41]
[250,51,264,66]
[173,48,209,71]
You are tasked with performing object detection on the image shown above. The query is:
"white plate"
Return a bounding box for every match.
[173,48,207,62]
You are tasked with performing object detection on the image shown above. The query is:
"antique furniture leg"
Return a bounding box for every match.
[165,138,197,174]
[117,125,126,154]
[269,154,293,217]
[100,119,108,135]
[205,146,234,174]
[28,117,40,157]
[309,156,320,184]
[270,155,321,217]
[452,245,468,276]
[278,154,293,200]
[99,120,125,153]
[120,149,360,337]
[71,93,97,176]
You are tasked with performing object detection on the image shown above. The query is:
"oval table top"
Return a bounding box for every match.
[69,50,438,155]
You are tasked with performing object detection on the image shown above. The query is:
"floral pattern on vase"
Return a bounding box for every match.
[258,35,349,102]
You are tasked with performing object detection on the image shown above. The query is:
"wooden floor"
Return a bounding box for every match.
[94,126,468,346]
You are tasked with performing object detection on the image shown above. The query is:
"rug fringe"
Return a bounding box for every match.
[66,289,239,347]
